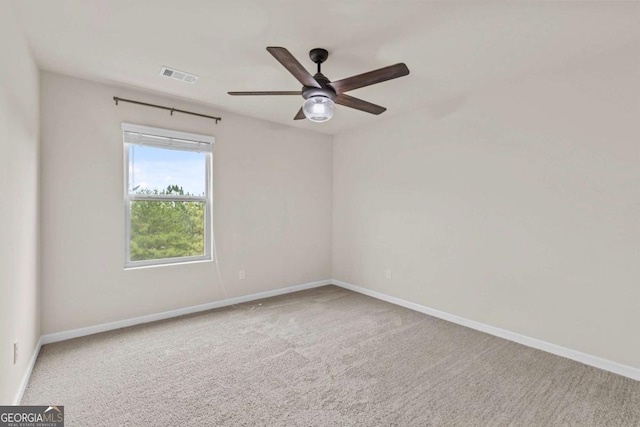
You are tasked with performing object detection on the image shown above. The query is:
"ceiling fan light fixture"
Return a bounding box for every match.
[228,47,410,122]
[302,96,335,122]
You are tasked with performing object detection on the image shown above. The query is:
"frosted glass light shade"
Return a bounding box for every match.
[302,96,335,122]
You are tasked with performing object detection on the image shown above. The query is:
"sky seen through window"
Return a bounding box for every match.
[128,145,206,196]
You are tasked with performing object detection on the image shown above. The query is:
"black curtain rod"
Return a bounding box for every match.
[113,96,221,124]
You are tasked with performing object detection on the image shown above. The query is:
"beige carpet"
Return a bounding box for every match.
[23,285,640,426]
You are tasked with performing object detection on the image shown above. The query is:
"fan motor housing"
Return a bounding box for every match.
[302,73,336,100]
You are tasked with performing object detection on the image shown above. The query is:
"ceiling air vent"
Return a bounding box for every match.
[159,66,199,84]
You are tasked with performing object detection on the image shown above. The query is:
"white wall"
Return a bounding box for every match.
[333,45,640,368]
[40,72,332,334]
[0,0,41,404]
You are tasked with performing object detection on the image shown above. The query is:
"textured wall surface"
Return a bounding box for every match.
[333,45,640,368]
[40,72,333,334]
[0,0,41,404]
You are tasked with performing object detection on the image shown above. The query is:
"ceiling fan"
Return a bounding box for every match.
[228,47,410,123]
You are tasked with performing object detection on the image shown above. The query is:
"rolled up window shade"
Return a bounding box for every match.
[122,123,214,153]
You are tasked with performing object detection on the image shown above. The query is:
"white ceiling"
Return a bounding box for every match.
[10,0,640,135]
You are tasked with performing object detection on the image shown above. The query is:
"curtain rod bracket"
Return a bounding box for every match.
[112,96,221,124]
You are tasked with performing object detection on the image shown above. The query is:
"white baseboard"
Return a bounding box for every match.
[332,280,640,381]
[41,279,331,345]
[19,277,637,404]
[13,336,42,405]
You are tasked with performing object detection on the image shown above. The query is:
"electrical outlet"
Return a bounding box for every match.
[239,269,246,280]
[385,269,392,280]
[13,341,18,365]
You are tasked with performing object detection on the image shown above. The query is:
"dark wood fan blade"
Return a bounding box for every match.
[267,47,321,88]
[228,91,301,96]
[334,94,387,115]
[330,63,409,93]
[294,107,306,120]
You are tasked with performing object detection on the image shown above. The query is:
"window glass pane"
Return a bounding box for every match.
[128,145,206,196]
[130,200,205,261]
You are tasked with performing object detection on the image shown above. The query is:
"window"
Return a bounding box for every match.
[122,123,214,268]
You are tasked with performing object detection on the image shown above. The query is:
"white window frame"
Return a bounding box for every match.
[122,123,214,268]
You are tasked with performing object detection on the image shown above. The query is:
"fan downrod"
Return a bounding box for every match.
[303,48,335,100]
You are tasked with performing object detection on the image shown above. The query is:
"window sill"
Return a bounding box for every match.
[124,257,212,271]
